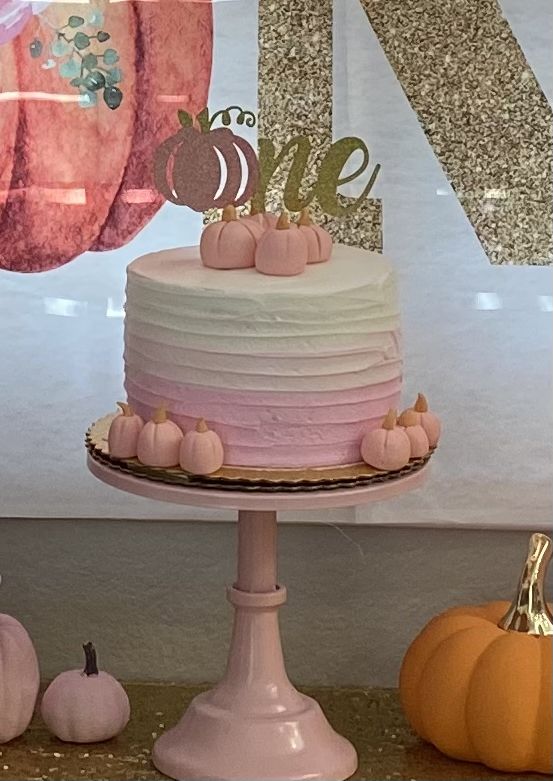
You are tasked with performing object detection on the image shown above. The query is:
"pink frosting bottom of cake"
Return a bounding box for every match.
[125,371,402,468]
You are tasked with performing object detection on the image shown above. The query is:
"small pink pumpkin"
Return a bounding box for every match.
[360,409,411,471]
[179,418,224,475]
[136,406,183,467]
[200,205,263,270]
[397,409,430,458]
[406,393,441,447]
[41,643,130,744]
[243,204,279,230]
[297,207,333,263]
[255,212,308,276]
[0,610,40,743]
[108,402,144,459]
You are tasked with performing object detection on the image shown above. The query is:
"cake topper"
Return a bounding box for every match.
[154,106,380,219]
[154,106,260,212]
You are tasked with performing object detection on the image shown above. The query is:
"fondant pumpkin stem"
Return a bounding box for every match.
[250,201,261,216]
[152,406,167,424]
[298,207,311,227]
[116,401,132,417]
[222,205,237,222]
[82,642,99,676]
[499,533,553,636]
[195,418,209,433]
[382,409,397,431]
[414,393,428,413]
[276,212,290,230]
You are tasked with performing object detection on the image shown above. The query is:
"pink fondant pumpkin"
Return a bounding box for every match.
[255,212,308,276]
[244,204,279,230]
[41,643,130,744]
[0,611,40,743]
[136,406,183,467]
[108,402,144,459]
[297,207,333,263]
[179,418,224,475]
[200,205,263,270]
[360,409,411,471]
[398,409,430,458]
[407,393,441,447]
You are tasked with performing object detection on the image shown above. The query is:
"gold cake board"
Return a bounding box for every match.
[87,414,434,493]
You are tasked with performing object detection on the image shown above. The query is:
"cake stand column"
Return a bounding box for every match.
[152,509,358,781]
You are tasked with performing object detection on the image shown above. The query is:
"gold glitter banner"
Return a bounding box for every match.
[361,0,552,265]
[258,0,382,251]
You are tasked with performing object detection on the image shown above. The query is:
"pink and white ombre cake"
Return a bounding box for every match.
[123,244,402,469]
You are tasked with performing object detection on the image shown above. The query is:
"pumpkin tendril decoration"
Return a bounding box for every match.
[499,532,553,636]
[177,106,256,133]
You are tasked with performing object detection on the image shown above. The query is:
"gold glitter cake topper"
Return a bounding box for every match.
[154,105,380,219]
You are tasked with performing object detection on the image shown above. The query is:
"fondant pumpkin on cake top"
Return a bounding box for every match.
[41,642,130,744]
[244,203,279,231]
[400,532,553,775]
[405,393,441,447]
[136,406,183,467]
[397,409,430,458]
[200,205,263,270]
[360,409,411,471]
[108,402,144,459]
[0,606,40,743]
[179,418,224,475]
[297,207,333,263]
[255,212,308,276]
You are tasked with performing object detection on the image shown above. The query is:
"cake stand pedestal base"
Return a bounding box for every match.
[152,510,357,781]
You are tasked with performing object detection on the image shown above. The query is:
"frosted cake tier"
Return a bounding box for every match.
[124,245,402,468]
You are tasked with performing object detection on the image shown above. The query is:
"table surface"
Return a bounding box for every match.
[87,454,430,512]
[0,682,539,781]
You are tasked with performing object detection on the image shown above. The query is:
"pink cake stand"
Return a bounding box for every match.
[88,454,429,781]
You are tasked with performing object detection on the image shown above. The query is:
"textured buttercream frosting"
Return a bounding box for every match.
[124,245,402,467]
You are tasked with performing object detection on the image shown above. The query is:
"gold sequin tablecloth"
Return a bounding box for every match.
[0,684,541,780]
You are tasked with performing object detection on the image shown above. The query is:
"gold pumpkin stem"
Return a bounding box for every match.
[499,533,553,636]
[298,207,312,227]
[116,401,132,417]
[195,418,209,433]
[250,201,261,216]
[414,393,428,413]
[276,211,290,230]
[152,406,168,424]
[222,205,237,222]
[382,409,397,431]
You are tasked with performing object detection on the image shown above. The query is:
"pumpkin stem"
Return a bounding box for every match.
[116,401,133,418]
[382,409,397,431]
[398,409,417,428]
[222,205,237,222]
[152,406,167,424]
[298,207,312,227]
[498,533,553,636]
[250,201,261,216]
[195,418,209,433]
[414,393,428,413]
[276,212,290,230]
[82,642,99,676]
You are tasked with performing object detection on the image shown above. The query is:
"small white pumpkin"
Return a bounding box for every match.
[179,418,224,475]
[0,607,40,743]
[41,643,130,743]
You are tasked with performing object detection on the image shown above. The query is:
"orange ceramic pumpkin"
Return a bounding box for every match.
[0,1,212,272]
[399,532,553,775]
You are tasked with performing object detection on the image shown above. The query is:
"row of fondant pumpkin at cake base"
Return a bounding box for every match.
[200,206,333,275]
[108,393,440,476]
[108,405,224,475]
[361,394,441,472]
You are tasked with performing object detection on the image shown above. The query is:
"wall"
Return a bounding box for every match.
[1,519,549,685]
